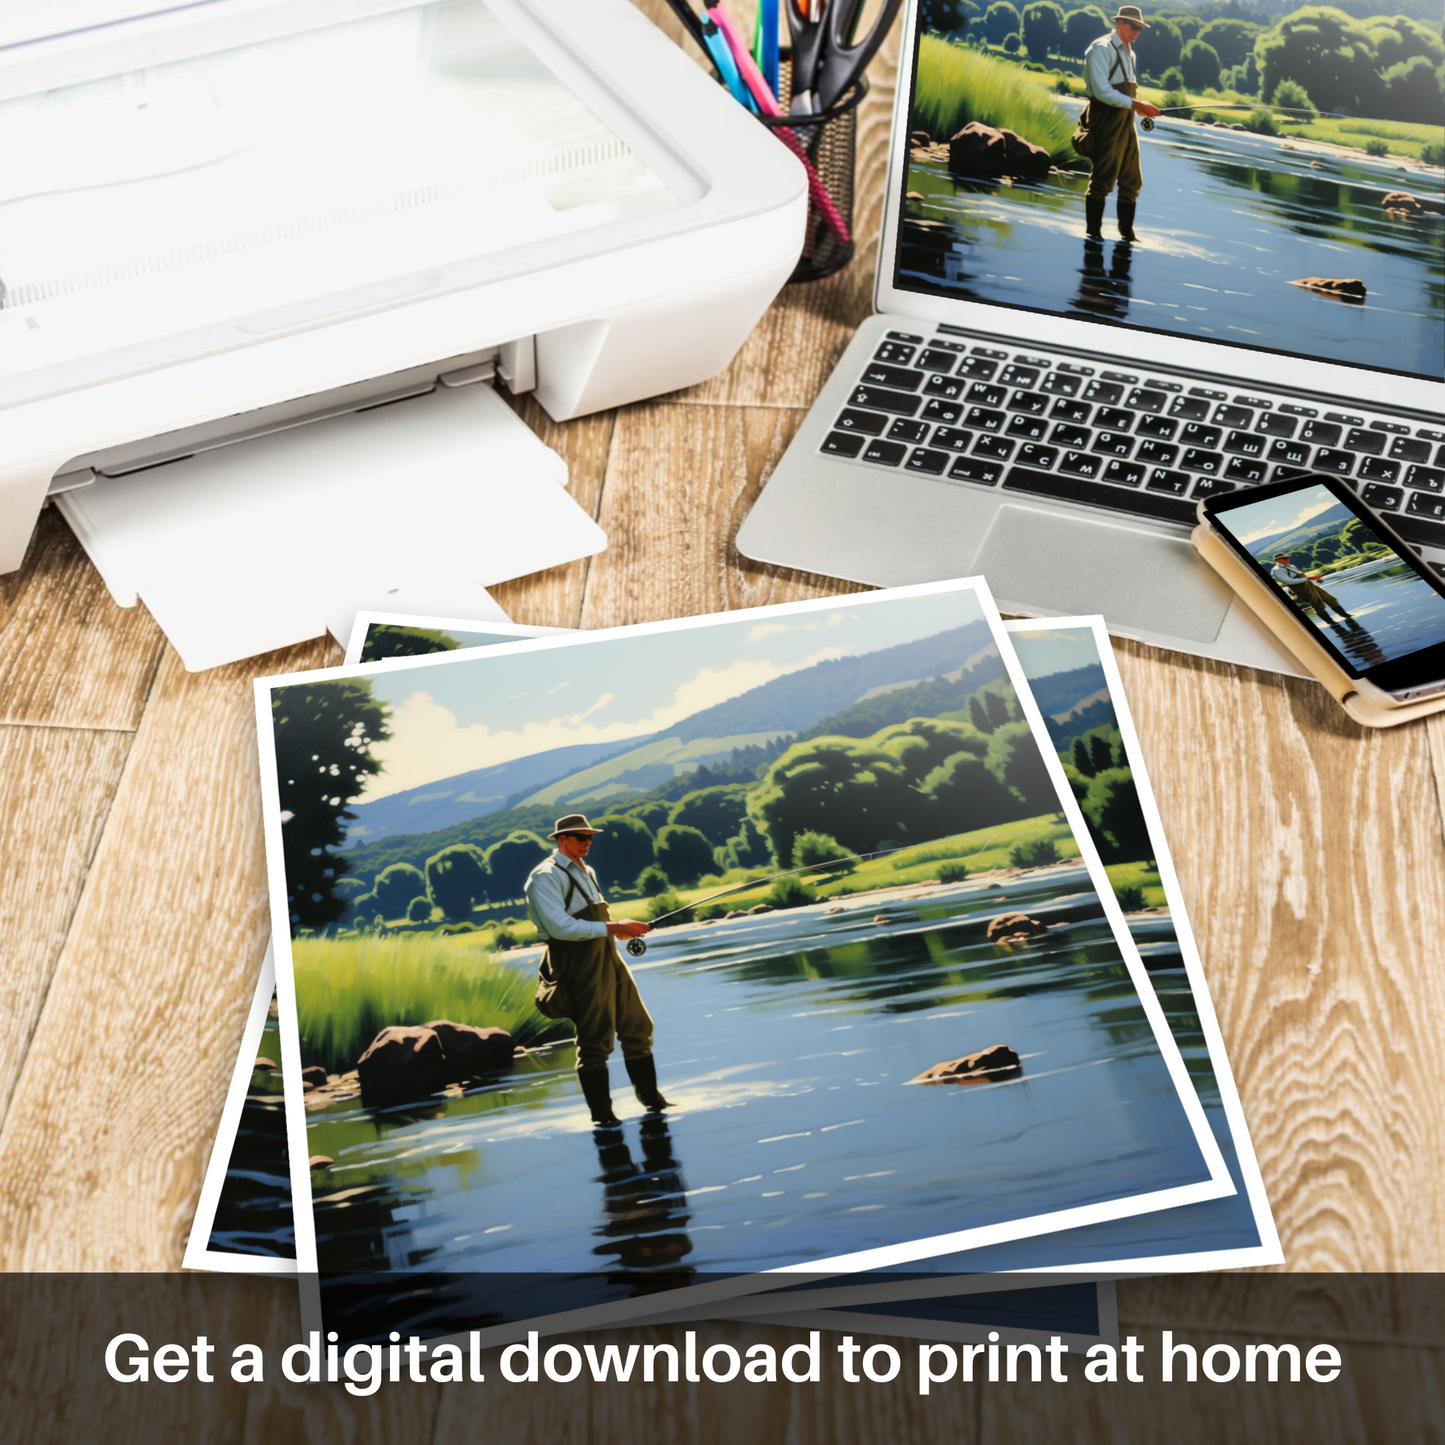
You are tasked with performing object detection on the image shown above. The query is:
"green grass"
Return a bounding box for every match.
[913,35,1080,161]
[1104,861,1166,910]
[292,934,558,1074]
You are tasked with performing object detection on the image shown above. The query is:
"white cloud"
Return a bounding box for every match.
[1237,492,1339,545]
[746,610,858,643]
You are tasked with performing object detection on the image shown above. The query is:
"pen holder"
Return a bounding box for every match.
[759,69,867,284]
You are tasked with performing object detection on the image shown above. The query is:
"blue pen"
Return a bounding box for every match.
[757,0,779,97]
[700,13,756,111]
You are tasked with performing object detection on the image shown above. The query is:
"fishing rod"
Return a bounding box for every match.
[1138,103,1436,139]
[625,825,1015,955]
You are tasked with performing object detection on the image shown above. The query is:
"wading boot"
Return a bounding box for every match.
[578,1066,622,1129]
[625,1054,673,1113]
[1084,195,1106,243]
[1117,201,1140,244]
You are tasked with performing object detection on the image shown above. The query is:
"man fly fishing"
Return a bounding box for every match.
[525,814,667,1130]
[1269,552,1354,623]
[1079,7,1161,245]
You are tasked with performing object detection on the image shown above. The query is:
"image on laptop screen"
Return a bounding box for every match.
[893,3,1444,381]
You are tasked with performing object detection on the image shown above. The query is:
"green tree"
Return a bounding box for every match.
[1071,735,1096,777]
[1065,6,1107,56]
[654,824,716,886]
[716,816,774,872]
[335,877,369,903]
[1022,2,1065,58]
[589,814,656,892]
[985,1,1019,45]
[1198,19,1260,71]
[791,830,858,875]
[984,721,1055,815]
[1383,55,1444,124]
[1088,733,1114,775]
[921,750,1027,832]
[625,800,672,833]
[1161,65,1186,92]
[752,738,926,866]
[425,843,490,921]
[637,864,671,897]
[1256,9,1382,118]
[1270,77,1316,116]
[1079,768,1154,864]
[272,679,390,933]
[985,691,1013,730]
[483,831,550,900]
[968,694,996,733]
[359,625,461,662]
[1182,38,1222,91]
[1175,15,1201,44]
[668,785,751,845]
[922,0,972,35]
[1004,31,1021,52]
[406,895,434,923]
[874,717,989,784]
[1145,19,1183,77]
[373,862,427,918]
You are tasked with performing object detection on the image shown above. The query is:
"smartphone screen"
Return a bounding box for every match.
[1203,473,1445,695]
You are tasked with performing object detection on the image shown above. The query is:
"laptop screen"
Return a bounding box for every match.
[890,5,1444,383]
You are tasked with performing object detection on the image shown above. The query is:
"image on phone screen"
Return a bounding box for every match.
[1205,476,1445,693]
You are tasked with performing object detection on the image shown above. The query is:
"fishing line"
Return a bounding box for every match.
[1137,103,1436,140]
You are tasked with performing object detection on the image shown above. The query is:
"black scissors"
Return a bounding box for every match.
[786,0,903,114]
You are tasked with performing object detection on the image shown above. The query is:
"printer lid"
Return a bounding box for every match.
[0,0,756,413]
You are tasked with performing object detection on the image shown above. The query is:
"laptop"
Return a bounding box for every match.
[737,2,1444,674]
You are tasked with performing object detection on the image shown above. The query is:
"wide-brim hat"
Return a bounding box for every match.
[1114,6,1149,27]
[548,813,603,839]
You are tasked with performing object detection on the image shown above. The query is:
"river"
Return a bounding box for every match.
[1295,557,1445,667]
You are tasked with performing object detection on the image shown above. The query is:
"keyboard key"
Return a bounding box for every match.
[1268,437,1311,467]
[1223,430,1266,458]
[1126,387,1167,413]
[1393,513,1445,550]
[931,427,975,452]
[1256,413,1298,438]
[1360,456,1400,482]
[1180,423,1222,449]
[948,457,1003,485]
[906,448,951,475]
[874,342,916,365]
[1051,423,1091,449]
[923,373,966,400]
[1146,468,1191,494]
[932,339,969,352]
[1041,372,1081,397]
[1407,491,1445,521]
[1182,448,1223,474]
[1095,406,1134,432]
[861,438,908,467]
[1193,477,1237,498]
[834,408,889,435]
[1407,465,1445,493]
[1136,414,1178,440]
[821,431,865,457]
[1060,450,1103,478]
[974,435,1015,461]
[1008,390,1050,416]
[1370,420,1410,435]
[887,418,931,444]
[1137,440,1179,467]
[1003,465,1197,524]
[1104,459,1146,487]
[1345,428,1385,456]
[971,346,1009,359]
[1169,395,1212,421]
[1188,385,1227,400]
[1006,415,1048,441]
[1300,420,1341,447]
[1084,379,1124,404]
[916,348,958,373]
[998,364,1040,389]
[1279,403,1317,417]
[1234,395,1272,410]
[1325,411,1363,427]
[967,382,1008,407]
[863,363,925,390]
[1390,436,1432,464]
[1050,398,1092,425]
[1093,432,1134,457]
[886,330,924,343]
[922,397,963,425]
[964,406,1006,432]
[850,384,921,417]
[1224,456,1268,483]
[1214,404,1254,429]
[1017,444,1059,470]
[1314,448,1354,476]
[958,356,999,380]
[1361,483,1403,511]
[1438,445,1445,467]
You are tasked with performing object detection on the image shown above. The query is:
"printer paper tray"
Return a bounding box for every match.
[56,384,604,671]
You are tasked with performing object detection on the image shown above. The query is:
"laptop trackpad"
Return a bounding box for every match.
[975,505,1233,643]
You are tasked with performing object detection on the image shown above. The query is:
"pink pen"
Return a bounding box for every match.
[706,2,853,248]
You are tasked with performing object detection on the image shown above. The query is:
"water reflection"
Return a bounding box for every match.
[1299,559,1445,665]
[592,1117,695,1293]
[1069,242,1133,323]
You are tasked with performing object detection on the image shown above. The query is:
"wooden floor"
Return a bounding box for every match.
[1,6,1441,1441]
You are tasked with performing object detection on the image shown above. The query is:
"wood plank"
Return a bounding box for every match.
[0,509,165,730]
[0,637,334,1270]
[0,725,134,1126]
[1106,636,1445,1271]
[579,404,869,629]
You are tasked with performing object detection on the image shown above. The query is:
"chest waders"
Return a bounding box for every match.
[1081,47,1143,242]
[535,866,671,1128]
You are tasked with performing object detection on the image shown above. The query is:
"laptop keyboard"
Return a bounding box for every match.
[822,329,1445,555]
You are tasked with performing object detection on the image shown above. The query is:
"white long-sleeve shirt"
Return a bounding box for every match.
[525,851,608,941]
[1084,33,1137,110]
[1270,562,1312,587]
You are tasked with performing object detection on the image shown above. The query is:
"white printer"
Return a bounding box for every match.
[0,0,806,665]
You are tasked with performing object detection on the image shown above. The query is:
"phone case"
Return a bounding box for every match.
[1192,522,1445,729]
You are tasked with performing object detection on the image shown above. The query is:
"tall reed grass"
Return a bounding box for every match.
[292,934,555,1074]
[912,36,1079,160]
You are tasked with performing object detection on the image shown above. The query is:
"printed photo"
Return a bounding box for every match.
[257,582,1231,1343]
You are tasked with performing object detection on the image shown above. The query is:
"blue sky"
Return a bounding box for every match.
[355,591,989,801]
[1220,482,1342,547]
[1008,626,1099,679]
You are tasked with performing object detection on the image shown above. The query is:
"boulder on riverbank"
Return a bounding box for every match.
[1292,276,1366,302]
[986,912,1049,945]
[300,1065,327,1088]
[910,1044,1023,1085]
[357,1026,448,1107]
[253,1057,276,1072]
[947,123,1052,179]
[424,1020,515,1083]
[1381,191,1444,219]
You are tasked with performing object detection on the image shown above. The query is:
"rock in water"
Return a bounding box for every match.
[1291,277,1366,301]
[357,1025,447,1107]
[424,1020,515,1083]
[300,1065,328,1088]
[308,1155,333,1170]
[948,123,1052,179]
[986,912,1048,943]
[910,1045,1023,1085]
[253,1057,276,1071]
[1380,192,1443,217]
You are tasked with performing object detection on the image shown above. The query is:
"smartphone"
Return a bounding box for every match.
[1198,472,1445,705]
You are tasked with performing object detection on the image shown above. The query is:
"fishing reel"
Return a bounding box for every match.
[627,937,647,957]
[1140,116,1154,132]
